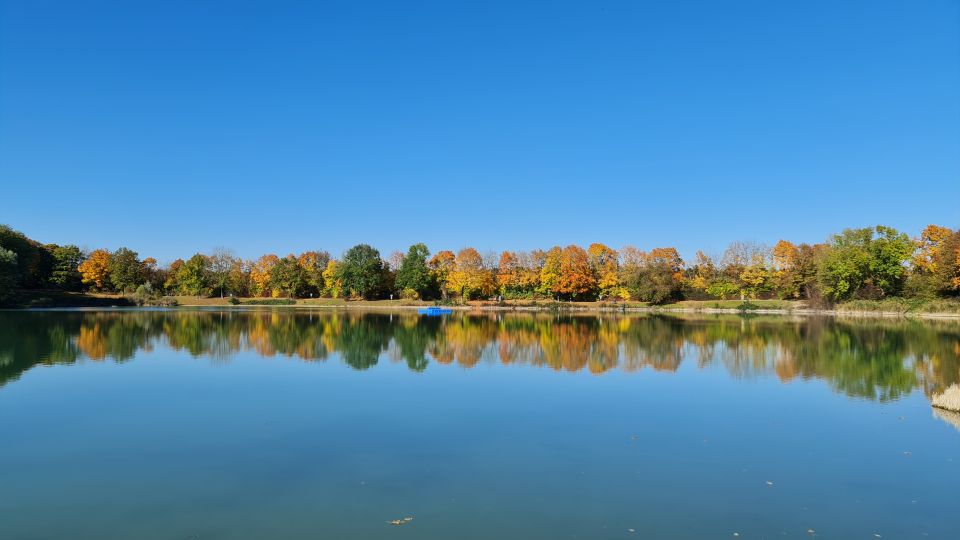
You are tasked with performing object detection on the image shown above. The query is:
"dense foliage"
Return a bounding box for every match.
[2,222,959,305]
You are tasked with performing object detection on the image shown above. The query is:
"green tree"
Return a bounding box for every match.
[395,243,434,299]
[0,224,52,288]
[48,244,83,291]
[867,225,913,296]
[271,255,305,298]
[108,247,144,292]
[176,254,210,297]
[0,248,17,303]
[817,226,912,301]
[340,244,384,299]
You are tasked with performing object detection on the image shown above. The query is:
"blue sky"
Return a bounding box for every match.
[1,0,958,263]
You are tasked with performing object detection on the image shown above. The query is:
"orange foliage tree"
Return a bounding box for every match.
[250,254,279,297]
[587,243,620,299]
[78,249,111,290]
[556,245,596,299]
[428,250,456,299]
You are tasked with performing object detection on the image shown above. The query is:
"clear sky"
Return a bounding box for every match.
[1,0,958,264]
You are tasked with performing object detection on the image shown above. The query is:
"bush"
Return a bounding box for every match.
[903,274,939,300]
[131,283,158,306]
[400,288,419,300]
[242,298,296,305]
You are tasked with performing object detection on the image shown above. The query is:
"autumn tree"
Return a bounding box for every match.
[538,247,562,298]
[932,230,960,295]
[428,250,456,299]
[164,259,184,293]
[340,244,384,299]
[298,250,330,297]
[622,248,685,304]
[556,245,596,300]
[913,225,954,275]
[141,257,162,290]
[448,247,495,300]
[497,251,517,290]
[228,259,251,297]
[688,251,716,294]
[588,243,620,299]
[79,249,112,291]
[770,240,822,300]
[497,251,541,298]
[250,254,279,297]
[322,259,343,298]
[739,253,771,299]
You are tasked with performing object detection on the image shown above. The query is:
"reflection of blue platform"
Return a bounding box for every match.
[418,307,453,316]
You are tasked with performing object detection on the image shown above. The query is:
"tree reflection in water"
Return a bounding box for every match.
[1,310,957,402]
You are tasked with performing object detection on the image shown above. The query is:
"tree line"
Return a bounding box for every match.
[1,223,959,305]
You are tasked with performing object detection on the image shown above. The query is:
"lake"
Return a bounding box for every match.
[0,309,957,539]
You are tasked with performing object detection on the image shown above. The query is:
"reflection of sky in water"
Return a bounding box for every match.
[0,310,958,539]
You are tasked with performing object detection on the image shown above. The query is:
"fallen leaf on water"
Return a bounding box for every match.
[766,481,774,486]
[387,517,413,526]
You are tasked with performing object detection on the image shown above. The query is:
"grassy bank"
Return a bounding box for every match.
[7,291,960,318]
[834,298,960,315]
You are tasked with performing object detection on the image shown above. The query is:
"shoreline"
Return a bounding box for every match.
[8,296,960,320]
[193,304,960,320]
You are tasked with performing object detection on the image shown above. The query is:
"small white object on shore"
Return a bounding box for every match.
[931,384,960,412]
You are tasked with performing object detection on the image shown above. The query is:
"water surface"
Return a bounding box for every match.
[1,309,958,539]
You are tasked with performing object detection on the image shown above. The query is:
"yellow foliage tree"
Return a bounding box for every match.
[448,248,495,299]
[739,253,771,299]
[428,250,456,299]
[689,250,715,292]
[250,254,279,297]
[772,240,799,272]
[587,243,619,298]
[322,259,342,298]
[538,246,562,296]
[78,249,111,290]
[913,224,954,274]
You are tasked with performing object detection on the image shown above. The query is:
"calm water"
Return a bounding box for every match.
[1,309,958,539]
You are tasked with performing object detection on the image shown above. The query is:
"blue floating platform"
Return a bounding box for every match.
[418,307,453,316]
